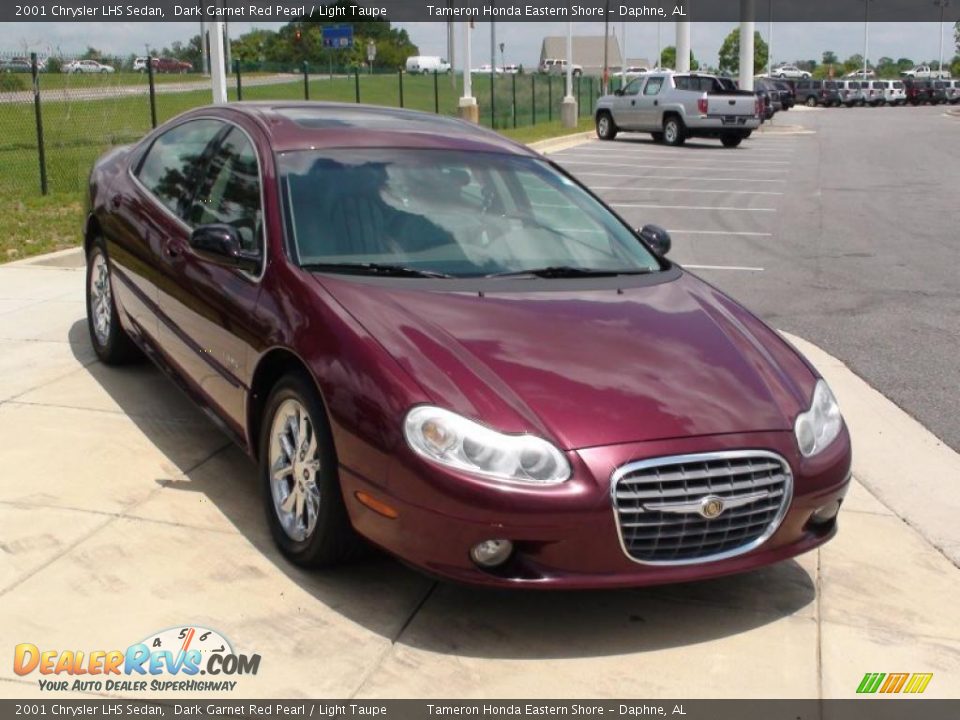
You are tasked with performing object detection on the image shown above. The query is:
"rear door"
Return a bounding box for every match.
[156,123,267,436]
[611,76,645,129]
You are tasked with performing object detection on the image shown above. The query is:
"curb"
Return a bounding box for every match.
[4,246,83,269]
[526,131,595,155]
[782,331,960,568]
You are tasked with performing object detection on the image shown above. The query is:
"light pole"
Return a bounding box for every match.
[861,0,872,79]
[561,20,577,128]
[767,0,773,76]
[499,42,505,70]
[621,21,626,83]
[934,0,950,78]
[458,20,478,122]
[602,1,610,94]
[656,22,661,68]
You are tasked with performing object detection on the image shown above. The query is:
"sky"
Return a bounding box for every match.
[1,21,955,68]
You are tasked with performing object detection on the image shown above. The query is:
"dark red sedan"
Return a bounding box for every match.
[84,102,851,588]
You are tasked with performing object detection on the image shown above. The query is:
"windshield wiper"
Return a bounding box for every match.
[301,262,453,279]
[486,266,654,279]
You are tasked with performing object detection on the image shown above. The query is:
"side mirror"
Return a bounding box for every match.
[638,224,671,257]
[189,224,260,274]
[614,89,624,96]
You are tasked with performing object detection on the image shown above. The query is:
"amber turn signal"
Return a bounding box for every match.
[355,491,399,519]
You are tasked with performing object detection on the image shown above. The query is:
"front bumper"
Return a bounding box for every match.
[340,429,851,589]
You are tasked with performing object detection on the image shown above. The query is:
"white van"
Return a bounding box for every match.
[405,56,451,74]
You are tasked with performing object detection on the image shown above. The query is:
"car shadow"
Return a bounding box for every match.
[613,136,748,151]
[68,318,817,660]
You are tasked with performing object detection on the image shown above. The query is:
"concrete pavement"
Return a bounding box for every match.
[0,252,958,699]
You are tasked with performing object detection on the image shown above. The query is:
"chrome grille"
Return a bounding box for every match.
[611,451,793,565]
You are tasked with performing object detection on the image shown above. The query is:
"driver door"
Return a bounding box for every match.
[634,75,666,130]
[610,77,644,129]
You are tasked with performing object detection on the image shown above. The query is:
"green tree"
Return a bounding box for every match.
[718,28,768,75]
[896,57,915,72]
[842,54,865,73]
[659,45,699,71]
[81,46,102,61]
[822,50,838,65]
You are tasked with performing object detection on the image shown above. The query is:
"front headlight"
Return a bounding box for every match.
[403,406,571,485]
[794,380,843,457]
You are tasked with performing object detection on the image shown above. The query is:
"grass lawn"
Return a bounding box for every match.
[0,72,599,263]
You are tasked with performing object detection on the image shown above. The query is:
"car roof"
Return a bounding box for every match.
[183,102,537,157]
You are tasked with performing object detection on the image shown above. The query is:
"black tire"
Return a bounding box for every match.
[721,134,742,148]
[85,241,140,365]
[650,131,664,143]
[805,96,817,107]
[596,111,618,140]
[259,373,361,567]
[662,115,685,146]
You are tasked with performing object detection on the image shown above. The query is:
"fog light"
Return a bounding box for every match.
[811,500,841,525]
[470,539,513,568]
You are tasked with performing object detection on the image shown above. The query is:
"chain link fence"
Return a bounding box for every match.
[1,52,598,202]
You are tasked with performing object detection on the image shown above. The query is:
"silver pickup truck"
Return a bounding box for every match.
[595,71,762,148]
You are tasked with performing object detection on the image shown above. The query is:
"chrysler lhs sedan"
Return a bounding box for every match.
[84,103,851,588]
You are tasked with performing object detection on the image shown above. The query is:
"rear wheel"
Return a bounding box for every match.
[662,116,686,146]
[806,96,817,107]
[721,134,742,148]
[85,242,140,365]
[596,112,618,140]
[260,373,361,567]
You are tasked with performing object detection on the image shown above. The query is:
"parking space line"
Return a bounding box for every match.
[611,203,776,212]
[683,264,765,272]
[667,230,773,236]
[561,152,790,166]
[560,160,787,173]
[573,171,786,183]
[589,186,783,196]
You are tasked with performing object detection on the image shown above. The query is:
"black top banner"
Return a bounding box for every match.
[6,0,960,23]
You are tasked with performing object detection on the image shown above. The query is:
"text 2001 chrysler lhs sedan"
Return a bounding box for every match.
[84,103,850,588]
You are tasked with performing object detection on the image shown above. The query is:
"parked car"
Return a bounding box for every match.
[718,76,774,121]
[132,57,149,72]
[0,58,32,73]
[838,80,869,107]
[931,80,952,104]
[596,71,762,147]
[474,64,503,75]
[946,80,960,104]
[501,64,521,75]
[770,79,796,109]
[856,80,886,107]
[622,65,650,79]
[63,59,115,74]
[794,79,841,107]
[83,102,851,588]
[772,64,811,80]
[754,78,789,113]
[873,80,906,106]
[540,58,583,77]
[900,65,951,79]
[903,77,935,105]
[152,57,192,74]
[844,69,876,80]
[404,56,451,74]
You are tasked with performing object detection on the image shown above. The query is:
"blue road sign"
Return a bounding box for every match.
[322,25,354,49]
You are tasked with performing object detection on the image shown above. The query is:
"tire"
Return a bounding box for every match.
[662,115,685,146]
[596,111,618,140]
[259,373,361,567]
[721,134,742,148]
[650,131,664,143]
[85,241,140,365]
[806,96,817,107]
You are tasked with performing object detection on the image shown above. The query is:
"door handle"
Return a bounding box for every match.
[162,241,180,259]
[111,194,122,209]
[631,100,636,106]
[653,100,659,106]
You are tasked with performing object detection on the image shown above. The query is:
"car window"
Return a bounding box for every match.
[136,119,224,219]
[188,127,262,254]
[643,77,664,95]
[622,77,642,96]
[280,148,662,278]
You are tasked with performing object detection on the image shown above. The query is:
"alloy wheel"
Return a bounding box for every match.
[598,116,609,137]
[268,398,321,542]
[89,251,112,347]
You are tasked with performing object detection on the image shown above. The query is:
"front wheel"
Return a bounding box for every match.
[596,112,618,140]
[260,373,361,567]
[662,116,686,146]
[85,243,140,364]
[721,134,743,148]
[806,96,817,107]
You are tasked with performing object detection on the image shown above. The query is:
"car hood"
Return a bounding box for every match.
[315,271,814,450]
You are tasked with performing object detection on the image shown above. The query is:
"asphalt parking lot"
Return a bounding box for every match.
[1,107,959,700]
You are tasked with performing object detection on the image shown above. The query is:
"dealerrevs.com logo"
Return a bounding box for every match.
[13,626,261,693]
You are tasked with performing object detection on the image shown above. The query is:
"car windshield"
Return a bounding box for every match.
[280,148,663,278]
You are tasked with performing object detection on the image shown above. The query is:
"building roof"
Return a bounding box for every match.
[540,36,623,69]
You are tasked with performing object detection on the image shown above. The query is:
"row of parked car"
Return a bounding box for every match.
[0,57,192,75]
[791,78,960,106]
